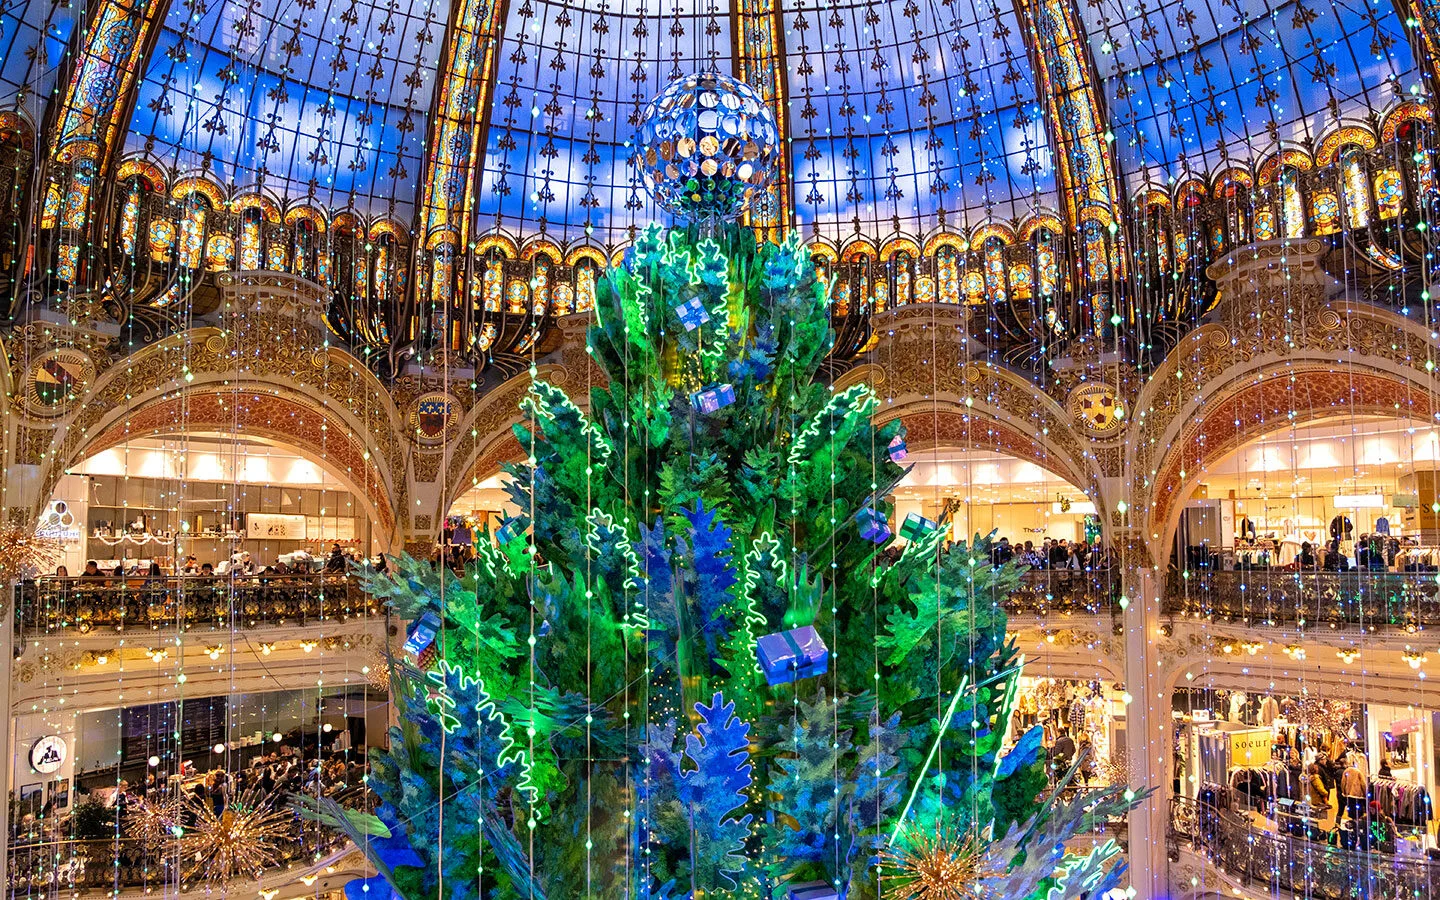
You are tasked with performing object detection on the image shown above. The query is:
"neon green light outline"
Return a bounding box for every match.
[425,660,537,801]
[523,381,615,462]
[889,675,968,846]
[786,384,876,468]
[585,509,650,632]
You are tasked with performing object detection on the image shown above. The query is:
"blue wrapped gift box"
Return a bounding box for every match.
[495,516,525,545]
[756,625,829,686]
[855,507,891,543]
[402,611,441,669]
[786,881,843,900]
[691,383,736,414]
[675,296,711,331]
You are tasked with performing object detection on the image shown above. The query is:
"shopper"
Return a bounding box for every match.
[1306,763,1330,810]
[1340,759,1367,823]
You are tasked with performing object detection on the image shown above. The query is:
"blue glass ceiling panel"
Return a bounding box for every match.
[1081,0,1421,187]
[788,0,1056,238]
[123,0,447,219]
[0,0,80,129]
[476,0,735,246]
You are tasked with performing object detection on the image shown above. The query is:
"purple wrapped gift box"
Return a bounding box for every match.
[756,625,829,686]
[786,881,843,900]
[690,383,736,414]
[855,507,891,543]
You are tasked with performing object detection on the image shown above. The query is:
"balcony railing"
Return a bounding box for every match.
[14,575,381,635]
[1170,796,1440,898]
[1006,569,1121,618]
[1163,570,1440,631]
[7,787,366,895]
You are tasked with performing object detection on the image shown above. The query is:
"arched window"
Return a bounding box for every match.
[1375,167,1405,219]
[178,196,207,269]
[936,246,960,304]
[1278,168,1305,239]
[1147,204,1171,275]
[531,257,551,316]
[1341,149,1371,229]
[1081,219,1110,282]
[575,261,598,313]
[983,238,1007,305]
[893,253,912,307]
[118,182,142,256]
[1034,229,1059,298]
[61,159,95,231]
[240,209,263,269]
[483,258,503,312]
[1396,119,1438,197]
[293,219,317,279]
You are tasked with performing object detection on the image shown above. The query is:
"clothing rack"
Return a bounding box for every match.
[1230,761,1298,810]
[1371,777,1433,828]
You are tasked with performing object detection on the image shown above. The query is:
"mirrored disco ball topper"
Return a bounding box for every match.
[634,72,781,222]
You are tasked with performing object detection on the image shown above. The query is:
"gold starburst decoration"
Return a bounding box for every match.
[126,795,183,850]
[0,525,60,583]
[182,789,292,883]
[882,826,1006,900]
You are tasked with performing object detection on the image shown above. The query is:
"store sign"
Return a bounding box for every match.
[1229,730,1272,765]
[35,500,81,542]
[246,514,307,540]
[1389,718,1420,736]
[30,735,67,774]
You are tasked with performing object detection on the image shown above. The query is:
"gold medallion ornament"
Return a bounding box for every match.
[22,348,95,415]
[882,826,1007,900]
[1067,382,1125,436]
[409,392,461,445]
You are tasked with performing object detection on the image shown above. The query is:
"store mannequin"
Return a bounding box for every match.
[1238,516,1257,541]
[1229,690,1247,723]
[1259,694,1279,726]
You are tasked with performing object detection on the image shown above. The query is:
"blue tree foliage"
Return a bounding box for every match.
[679,694,754,891]
[676,501,739,661]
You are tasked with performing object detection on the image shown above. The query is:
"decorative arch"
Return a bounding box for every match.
[1146,363,1440,568]
[1018,212,1063,240]
[1256,147,1314,184]
[115,157,166,189]
[441,367,571,513]
[1381,100,1434,142]
[878,236,922,261]
[476,232,519,259]
[170,175,225,206]
[839,237,878,262]
[521,239,562,263]
[879,408,1090,495]
[970,222,1016,246]
[1316,124,1378,166]
[231,192,283,223]
[921,229,967,256]
[74,389,398,538]
[284,205,328,232]
[563,244,608,268]
[1212,167,1254,198]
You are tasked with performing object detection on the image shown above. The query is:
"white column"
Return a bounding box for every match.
[0,588,17,891]
[1122,566,1169,898]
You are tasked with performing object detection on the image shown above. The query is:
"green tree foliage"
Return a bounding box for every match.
[310,223,1143,900]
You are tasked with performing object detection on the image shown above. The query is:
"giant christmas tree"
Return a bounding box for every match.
[300,218,1145,900]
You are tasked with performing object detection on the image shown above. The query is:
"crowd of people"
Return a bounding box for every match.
[50,544,363,581]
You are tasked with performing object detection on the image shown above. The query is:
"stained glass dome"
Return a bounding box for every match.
[0,0,1419,249]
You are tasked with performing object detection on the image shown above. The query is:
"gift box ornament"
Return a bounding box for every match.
[690,382,736,414]
[855,507,891,543]
[899,511,937,542]
[403,611,442,670]
[786,880,843,900]
[888,434,908,463]
[494,517,524,545]
[675,295,711,331]
[756,625,829,686]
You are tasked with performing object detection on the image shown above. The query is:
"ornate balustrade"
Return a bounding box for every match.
[1006,569,1122,618]
[7,787,367,895]
[1163,570,1440,630]
[1170,796,1440,898]
[14,575,381,636]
